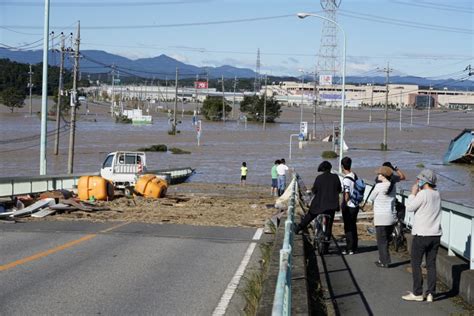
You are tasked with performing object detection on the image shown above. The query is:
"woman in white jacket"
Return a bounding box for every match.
[369,166,397,268]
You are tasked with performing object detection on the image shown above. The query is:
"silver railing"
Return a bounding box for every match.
[272,175,298,315]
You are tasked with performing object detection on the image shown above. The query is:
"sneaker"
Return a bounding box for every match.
[341,250,348,255]
[349,251,354,255]
[426,293,433,302]
[375,261,389,268]
[402,292,424,302]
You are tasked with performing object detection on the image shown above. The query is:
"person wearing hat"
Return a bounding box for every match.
[402,169,442,303]
[294,161,341,254]
[368,166,397,268]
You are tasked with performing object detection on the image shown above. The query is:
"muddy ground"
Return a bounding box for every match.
[26,182,276,228]
[22,181,376,241]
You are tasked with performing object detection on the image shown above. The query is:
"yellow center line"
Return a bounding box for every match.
[0,221,129,272]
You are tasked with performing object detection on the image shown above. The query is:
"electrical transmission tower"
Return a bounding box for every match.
[254,48,261,93]
[317,0,341,85]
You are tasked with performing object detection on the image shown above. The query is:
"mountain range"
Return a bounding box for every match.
[1,47,472,89]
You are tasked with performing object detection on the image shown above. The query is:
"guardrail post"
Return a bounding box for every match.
[471,217,474,269]
[448,210,455,256]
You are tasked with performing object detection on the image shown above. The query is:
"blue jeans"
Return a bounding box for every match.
[277,175,286,195]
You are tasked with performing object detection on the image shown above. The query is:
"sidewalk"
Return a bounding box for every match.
[318,240,471,315]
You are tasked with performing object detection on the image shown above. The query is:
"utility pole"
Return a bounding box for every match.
[173,67,178,134]
[300,74,304,124]
[54,32,65,156]
[181,85,184,118]
[195,74,199,112]
[427,85,432,125]
[263,74,267,130]
[28,64,34,116]
[111,64,115,117]
[221,75,225,123]
[67,21,80,174]
[399,88,403,131]
[313,71,318,139]
[206,71,209,98]
[232,76,237,119]
[381,62,392,151]
[39,0,50,175]
[369,83,374,122]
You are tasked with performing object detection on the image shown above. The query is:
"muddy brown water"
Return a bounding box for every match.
[1,98,473,206]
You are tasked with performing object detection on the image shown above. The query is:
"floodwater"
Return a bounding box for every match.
[1,99,473,207]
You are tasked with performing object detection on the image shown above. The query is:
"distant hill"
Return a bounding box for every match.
[0,47,472,89]
[0,48,255,79]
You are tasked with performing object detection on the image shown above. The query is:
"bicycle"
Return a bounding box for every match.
[312,213,332,256]
[390,201,407,251]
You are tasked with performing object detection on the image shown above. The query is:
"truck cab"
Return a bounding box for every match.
[100,151,147,189]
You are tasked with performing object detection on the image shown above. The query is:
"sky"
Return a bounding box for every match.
[1,0,473,79]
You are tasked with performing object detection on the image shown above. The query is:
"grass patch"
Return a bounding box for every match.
[321,150,338,159]
[242,242,273,316]
[169,147,191,154]
[416,163,425,168]
[137,144,168,152]
[115,114,132,124]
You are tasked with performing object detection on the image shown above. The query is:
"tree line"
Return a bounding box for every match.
[0,58,89,112]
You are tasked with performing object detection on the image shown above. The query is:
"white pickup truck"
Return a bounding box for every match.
[100,151,146,194]
[100,151,194,195]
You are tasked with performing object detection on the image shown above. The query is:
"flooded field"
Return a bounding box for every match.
[1,98,473,206]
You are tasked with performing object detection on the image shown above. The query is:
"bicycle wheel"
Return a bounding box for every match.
[316,230,325,256]
[393,224,403,252]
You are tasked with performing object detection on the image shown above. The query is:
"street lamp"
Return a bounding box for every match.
[297,12,346,172]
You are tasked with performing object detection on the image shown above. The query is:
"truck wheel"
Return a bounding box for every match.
[124,187,134,198]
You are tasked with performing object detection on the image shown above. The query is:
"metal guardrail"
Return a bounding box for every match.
[363,180,474,269]
[272,175,298,315]
[0,168,194,198]
[0,173,97,198]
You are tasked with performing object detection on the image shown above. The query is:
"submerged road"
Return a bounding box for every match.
[0,221,261,315]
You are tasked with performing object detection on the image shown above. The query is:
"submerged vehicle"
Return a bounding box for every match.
[100,151,194,195]
[443,129,474,164]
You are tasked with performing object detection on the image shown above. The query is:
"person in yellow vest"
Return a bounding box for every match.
[241,162,248,186]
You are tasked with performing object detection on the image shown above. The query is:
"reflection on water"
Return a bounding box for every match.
[1,106,473,207]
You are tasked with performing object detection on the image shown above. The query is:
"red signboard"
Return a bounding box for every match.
[195,81,208,89]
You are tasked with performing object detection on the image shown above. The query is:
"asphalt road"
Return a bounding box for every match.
[0,221,258,315]
[320,240,469,315]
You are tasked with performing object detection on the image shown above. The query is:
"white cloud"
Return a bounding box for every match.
[170,54,190,63]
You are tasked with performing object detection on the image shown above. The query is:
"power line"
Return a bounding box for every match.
[1,14,295,30]
[1,0,211,7]
[339,10,473,35]
[391,0,474,14]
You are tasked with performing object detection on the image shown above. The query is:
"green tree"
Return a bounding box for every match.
[201,96,232,121]
[240,95,281,123]
[0,87,26,112]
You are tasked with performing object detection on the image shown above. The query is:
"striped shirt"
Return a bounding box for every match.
[369,181,397,226]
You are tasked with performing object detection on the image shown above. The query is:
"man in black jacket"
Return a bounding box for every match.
[295,161,342,251]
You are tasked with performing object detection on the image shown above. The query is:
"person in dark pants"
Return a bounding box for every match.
[402,169,442,303]
[294,161,341,253]
[341,156,359,255]
[368,166,397,268]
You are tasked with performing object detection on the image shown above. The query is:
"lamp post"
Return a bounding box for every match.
[298,12,346,172]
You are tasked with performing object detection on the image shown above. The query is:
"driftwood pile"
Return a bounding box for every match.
[0,190,109,221]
